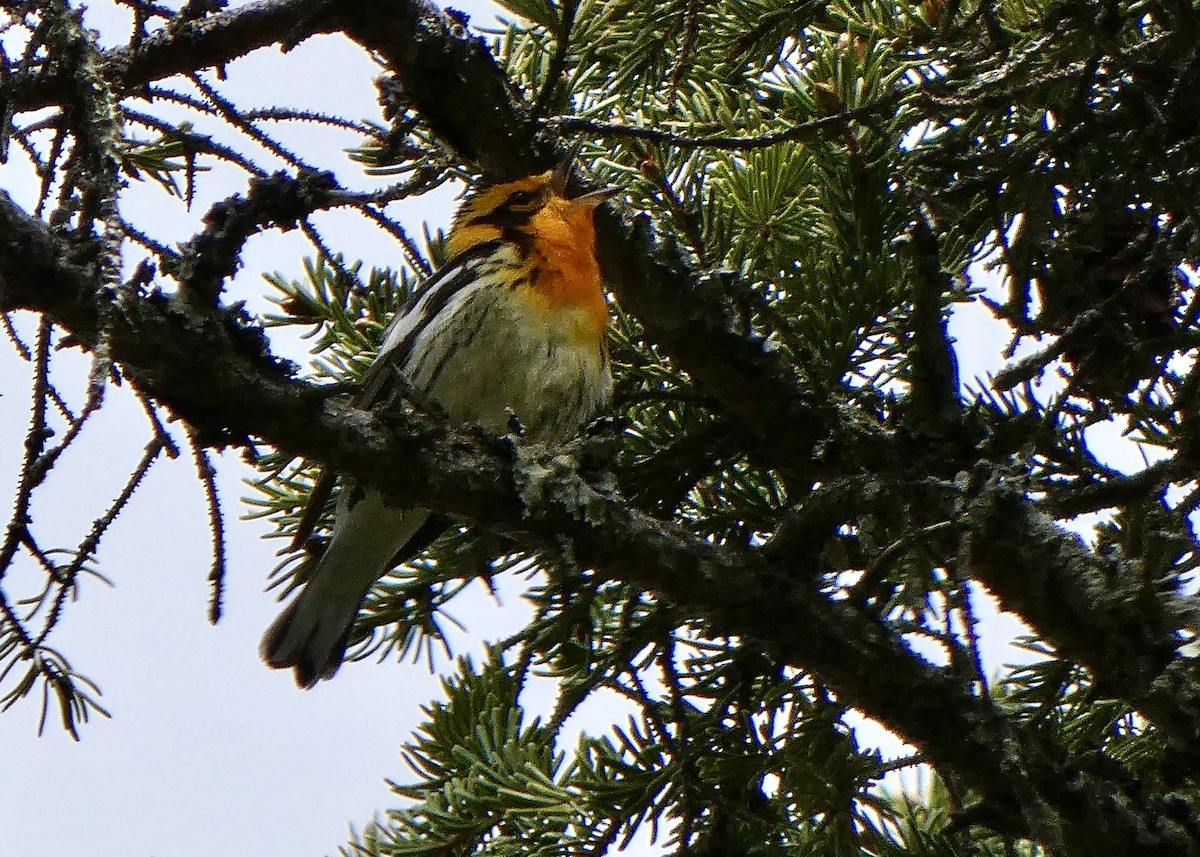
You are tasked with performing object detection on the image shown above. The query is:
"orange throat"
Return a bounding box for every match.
[523,202,608,338]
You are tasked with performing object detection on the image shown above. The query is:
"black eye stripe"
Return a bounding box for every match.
[467,207,535,229]
[505,190,537,208]
[464,187,546,229]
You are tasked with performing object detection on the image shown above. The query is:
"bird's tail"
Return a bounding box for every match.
[259,569,368,689]
[260,492,430,688]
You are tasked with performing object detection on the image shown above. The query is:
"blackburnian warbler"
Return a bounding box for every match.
[261,159,615,688]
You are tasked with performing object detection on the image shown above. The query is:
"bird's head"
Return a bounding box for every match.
[445,159,616,261]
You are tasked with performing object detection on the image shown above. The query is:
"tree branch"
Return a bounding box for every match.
[2,0,859,488]
[4,2,1200,851]
[903,212,962,434]
[962,474,1200,764]
[1,183,1194,855]
[1,0,342,115]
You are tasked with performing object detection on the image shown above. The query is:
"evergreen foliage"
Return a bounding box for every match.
[2,0,1200,855]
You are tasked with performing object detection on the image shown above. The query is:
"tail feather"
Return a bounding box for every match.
[260,490,430,687]
[260,585,366,688]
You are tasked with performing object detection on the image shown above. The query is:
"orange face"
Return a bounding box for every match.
[446,170,612,254]
[445,169,614,336]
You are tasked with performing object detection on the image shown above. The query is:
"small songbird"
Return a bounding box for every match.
[261,158,615,687]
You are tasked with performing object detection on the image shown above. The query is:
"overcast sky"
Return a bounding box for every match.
[0,3,1158,856]
[0,4,536,855]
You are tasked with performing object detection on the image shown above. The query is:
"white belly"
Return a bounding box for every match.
[404,285,611,443]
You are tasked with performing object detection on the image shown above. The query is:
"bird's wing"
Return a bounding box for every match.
[357,242,504,409]
[289,242,504,553]
[290,470,336,553]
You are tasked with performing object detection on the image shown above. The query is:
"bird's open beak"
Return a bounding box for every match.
[553,148,618,208]
[569,187,620,209]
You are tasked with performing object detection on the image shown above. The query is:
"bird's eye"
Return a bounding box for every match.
[506,190,539,209]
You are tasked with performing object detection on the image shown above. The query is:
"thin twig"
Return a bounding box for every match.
[361,205,434,277]
[188,72,310,171]
[123,103,266,178]
[2,313,31,361]
[532,0,577,118]
[851,520,957,607]
[35,435,168,647]
[28,351,109,489]
[187,430,226,625]
[137,394,181,458]
[243,106,374,134]
[872,751,932,778]
[665,0,700,113]
[952,566,990,696]
[0,317,53,582]
[545,94,902,151]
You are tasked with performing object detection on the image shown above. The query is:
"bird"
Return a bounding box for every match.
[260,158,615,688]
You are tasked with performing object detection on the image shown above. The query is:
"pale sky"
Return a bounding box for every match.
[0,4,543,856]
[0,3,1151,856]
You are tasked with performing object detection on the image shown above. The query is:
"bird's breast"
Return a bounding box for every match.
[404,282,611,443]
